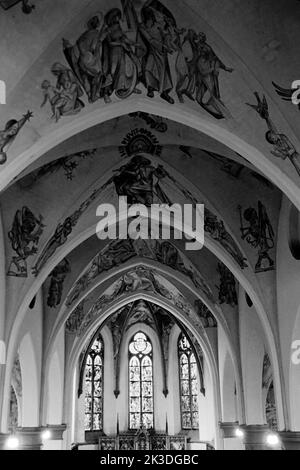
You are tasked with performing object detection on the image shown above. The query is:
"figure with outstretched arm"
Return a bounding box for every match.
[0,110,33,165]
[247,92,300,177]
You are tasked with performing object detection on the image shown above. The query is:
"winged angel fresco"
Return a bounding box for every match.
[40,0,234,120]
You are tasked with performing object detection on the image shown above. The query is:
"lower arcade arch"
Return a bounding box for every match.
[60,294,225,450]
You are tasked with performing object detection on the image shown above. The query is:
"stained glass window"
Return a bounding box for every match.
[129,332,154,429]
[178,334,199,430]
[84,334,104,431]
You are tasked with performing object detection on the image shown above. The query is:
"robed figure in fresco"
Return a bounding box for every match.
[7,207,45,278]
[112,154,171,206]
[137,2,176,104]
[63,14,113,104]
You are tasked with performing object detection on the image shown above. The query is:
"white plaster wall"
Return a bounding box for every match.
[239,287,265,425]
[218,325,238,423]
[277,196,300,430]
[46,327,65,425]
[17,290,43,427]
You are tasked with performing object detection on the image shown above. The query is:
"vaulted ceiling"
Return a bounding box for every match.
[1,0,299,431]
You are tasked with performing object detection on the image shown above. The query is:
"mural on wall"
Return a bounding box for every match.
[8,387,18,433]
[33,153,248,276]
[41,64,85,122]
[194,299,217,328]
[129,112,168,133]
[247,92,300,178]
[262,353,278,431]
[67,266,203,336]
[216,262,238,307]
[0,111,33,165]
[31,149,97,182]
[66,302,85,334]
[7,207,45,278]
[112,155,170,205]
[11,354,22,399]
[31,177,111,276]
[102,300,172,398]
[272,81,300,110]
[47,258,71,308]
[205,150,244,179]
[65,238,215,308]
[238,201,275,273]
[119,128,162,158]
[37,0,234,120]
[0,0,34,14]
[204,208,247,269]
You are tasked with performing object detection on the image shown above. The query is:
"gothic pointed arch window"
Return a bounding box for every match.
[129,332,154,430]
[84,334,104,431]
[178,333,199,430]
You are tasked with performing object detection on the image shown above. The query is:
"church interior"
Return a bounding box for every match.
[1,0,300,451]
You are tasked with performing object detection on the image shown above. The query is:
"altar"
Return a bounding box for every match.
[98,429,188,451]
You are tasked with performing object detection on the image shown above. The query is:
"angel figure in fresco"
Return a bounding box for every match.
[247,92,300,178]
[238,201,275,273]
[216,263,238,307]
[0,111,33,165]
[7,207,45,278]
[63,14,113,104]
[41,63,84,121]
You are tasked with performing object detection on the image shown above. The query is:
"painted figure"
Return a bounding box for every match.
[248,92,300,177]
[194,299,217,328]
[41,63,84,121]
[217,263,238,306]
[138,4,175,104]
[0,111,33,165]
[63,14,112,104]
[183,31,233,118]
[112,154,170,206]
[47,259,71,308]
[238,200,275,273]
[7,207,45,278]
[0,0,34,14]
[102,8,142,99]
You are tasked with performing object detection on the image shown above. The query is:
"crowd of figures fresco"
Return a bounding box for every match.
[66,238,215,308]
[66,266,206,337]
[23,153,247,279]
[40,0,233,121]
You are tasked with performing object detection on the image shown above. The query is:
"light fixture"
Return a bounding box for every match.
[5,435,19,450]
[235,428,244,439]
[41,429,52,441]
[266,433,280,447]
